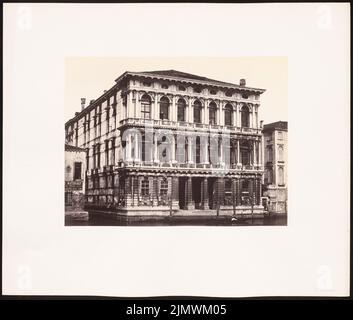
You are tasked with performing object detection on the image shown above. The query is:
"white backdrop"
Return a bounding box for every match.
[3,3,350,297]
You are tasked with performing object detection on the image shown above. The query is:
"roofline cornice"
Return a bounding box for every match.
[118,71,266,94]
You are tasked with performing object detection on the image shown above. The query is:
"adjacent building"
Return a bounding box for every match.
[262,121,288,214]
[65,144,86,212]
[65,70,267,218]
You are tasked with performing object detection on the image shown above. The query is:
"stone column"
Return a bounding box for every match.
[204,100,209,124]
[237,105,241,127]
[253,141,256,166]
[135,91,140,118]
[219,101,224,126]
[154,94,159,120]
[171,135,176,163]
[258,178,262,204]
[232,178,237,206]
[152,176,158,206]
[127,91,134,118]
[233,106,237,127]
[255,107,258,128]
[188,98,193,123]
[185,177,194,210]
[202,135,209,164]
[154,132,159,163]
[201,177,209,210]
[171,177,179,208]
[134,132,140,162]
[187,136,194,164]
[215,178,225,208]
[172,96,177,121]
[236,178,241,205]
[237,139,241,165]
[124,175,133,207]
[249,179,254,206]
[216,106,220,126]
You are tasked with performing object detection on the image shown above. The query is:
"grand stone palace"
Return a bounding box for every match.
[65,70,268,219]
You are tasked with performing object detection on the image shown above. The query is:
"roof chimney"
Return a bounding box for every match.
[90,99,95,105]
[240,79,246,86]
[81,98,86,111]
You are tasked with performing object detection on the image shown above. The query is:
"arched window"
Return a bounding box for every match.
[141,94,151,119]
[193,100,202,123]
[241,105,250,127]
[209,102,217,125]
[224,104,233,126]
[241,141,251,165]
[159,96,170,120]
[177,98,186,122]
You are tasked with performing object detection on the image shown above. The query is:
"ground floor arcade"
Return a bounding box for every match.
[85,168,264,217]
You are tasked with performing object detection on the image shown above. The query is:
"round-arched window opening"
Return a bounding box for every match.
[209,102,217,125]
[193,100,202,124]
[241,105,250,128]
[177,98,187,122]
[224,104,233,126]
[159,96,170,120]
[141,94,152,119]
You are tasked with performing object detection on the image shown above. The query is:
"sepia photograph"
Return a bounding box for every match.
[3,3,349,299]
[64,58,288,226]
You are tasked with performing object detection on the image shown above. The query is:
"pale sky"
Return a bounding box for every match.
[65,57,288,125]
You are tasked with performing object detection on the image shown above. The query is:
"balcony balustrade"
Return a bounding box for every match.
[119,118,261,134]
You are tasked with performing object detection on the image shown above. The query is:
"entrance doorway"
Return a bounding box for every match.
[178,177,187,209]
[192,177,202,209]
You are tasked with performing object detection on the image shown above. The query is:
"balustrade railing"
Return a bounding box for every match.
[119,118,261,134]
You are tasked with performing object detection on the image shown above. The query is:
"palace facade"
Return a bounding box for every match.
[65,70,266,218]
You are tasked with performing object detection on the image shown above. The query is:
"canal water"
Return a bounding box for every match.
[65,214,287,226]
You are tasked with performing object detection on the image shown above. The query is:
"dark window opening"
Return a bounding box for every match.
[177,98,186,122]
[241,106,250,127]
[159,96,169,120]
[141,94,151,119]
[209,102,217,125]
[74,162,82,180]
[193,100,202,124]
[224,104,233,126]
